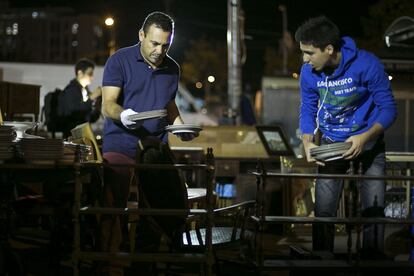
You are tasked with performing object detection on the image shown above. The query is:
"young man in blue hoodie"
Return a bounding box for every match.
[295,16,397,254]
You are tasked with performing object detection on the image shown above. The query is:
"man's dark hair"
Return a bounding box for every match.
[295,16,341,50]
[141,11,174,35]
[75,58,95,74]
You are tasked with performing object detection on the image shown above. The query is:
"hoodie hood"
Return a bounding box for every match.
[331,36,358,79]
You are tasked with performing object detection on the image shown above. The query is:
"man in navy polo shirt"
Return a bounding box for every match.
[100,12,193,274]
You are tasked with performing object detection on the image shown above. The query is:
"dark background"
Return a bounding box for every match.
[6,0,414,93]
[9,0,379,62]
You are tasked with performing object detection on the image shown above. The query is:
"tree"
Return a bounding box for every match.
[263,45,302,76]
[181,36,227,103]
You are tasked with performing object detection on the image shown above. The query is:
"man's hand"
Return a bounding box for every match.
[302,133,324,166]
[120,109,142,129]
[342,123,384,160]
[169,112,199,141]
[175,132,199,141]
[343,133,369,160]
[90,86,102,100]
[303,141,325,166]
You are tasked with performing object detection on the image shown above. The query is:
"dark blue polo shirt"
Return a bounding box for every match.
[102,43,180,159]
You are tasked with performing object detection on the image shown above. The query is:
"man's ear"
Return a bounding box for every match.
[325,44,334,55]
[139,29,144,42]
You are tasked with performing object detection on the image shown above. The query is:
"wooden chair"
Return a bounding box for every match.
[131,137,256,273]
[70,122,104,250]
[70,122,103,163]
[182,200,256,248]
[134,137,188,248]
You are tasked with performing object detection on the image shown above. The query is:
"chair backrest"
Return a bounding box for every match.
[135,137,189,242]
[182,200,256,247]
[70,122,103,162]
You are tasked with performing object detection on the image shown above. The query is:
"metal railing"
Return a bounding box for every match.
[250,160,414,272]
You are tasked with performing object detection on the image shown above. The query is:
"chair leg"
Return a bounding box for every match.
[129,222,137,253]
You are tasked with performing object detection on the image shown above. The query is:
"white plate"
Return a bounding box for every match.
[165,124,202,133]
[171,130,197,134]
[323,155,344,162]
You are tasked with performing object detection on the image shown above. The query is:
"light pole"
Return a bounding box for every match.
[105,17,116,56]
[278,5,288,75]
[227,0,242,125]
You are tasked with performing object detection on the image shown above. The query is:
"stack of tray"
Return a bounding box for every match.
[127,109,167,121]
[0,125,14,161]
[310,142,352,162]
[17,138,64,163]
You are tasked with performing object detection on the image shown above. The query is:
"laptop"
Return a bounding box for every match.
[255,125,294,157]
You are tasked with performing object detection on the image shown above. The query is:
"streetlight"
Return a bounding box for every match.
[105,17,116,56]
[105,17,114,26]
[207,75,215,83]
[195,82,203,89]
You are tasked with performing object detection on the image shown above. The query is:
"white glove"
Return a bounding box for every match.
[120,109,142,129]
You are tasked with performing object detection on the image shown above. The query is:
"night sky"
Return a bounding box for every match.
[8,0,404,90]
[10,0,379,57]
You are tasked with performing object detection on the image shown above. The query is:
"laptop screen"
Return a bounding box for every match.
[256,125,294,156]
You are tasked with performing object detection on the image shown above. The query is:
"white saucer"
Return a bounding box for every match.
[171,129,197,135]
[165,124,202,134]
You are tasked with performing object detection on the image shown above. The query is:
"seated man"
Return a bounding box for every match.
[60,58,102,138]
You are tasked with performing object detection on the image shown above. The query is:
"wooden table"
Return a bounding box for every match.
[0,161,83,275]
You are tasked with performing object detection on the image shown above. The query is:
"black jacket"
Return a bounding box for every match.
[60,79,101,137]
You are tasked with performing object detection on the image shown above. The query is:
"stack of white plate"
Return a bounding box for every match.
[310,142,352,162]
[165,124,202,135]
[2,121,37,140]
[63,141,93,162]
[0,125,15,161]
[127,109,167,122]
[17,138,64,162]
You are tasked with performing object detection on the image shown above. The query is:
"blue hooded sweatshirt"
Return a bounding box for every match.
[299,37,397,142]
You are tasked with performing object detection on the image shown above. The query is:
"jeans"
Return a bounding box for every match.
[99,152,135,276]
[312,139,386,252]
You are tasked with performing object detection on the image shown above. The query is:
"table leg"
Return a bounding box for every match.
[72,165,82,276]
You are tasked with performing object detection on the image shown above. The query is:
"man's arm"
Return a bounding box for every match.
[299,67,322,164]
[343,57,396,160]
[166,99,184,125]
[102,86,124,121]
[366,58,397,131]
[166,99,199,141]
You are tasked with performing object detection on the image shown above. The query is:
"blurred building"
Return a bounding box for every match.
[0,5,110,64]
